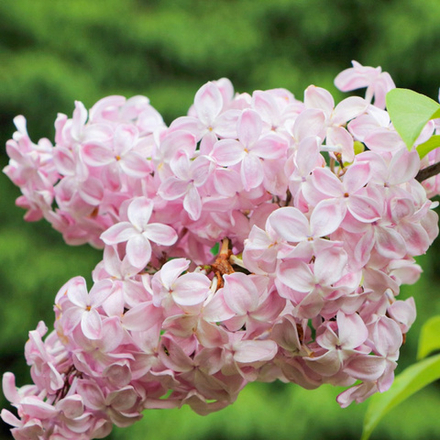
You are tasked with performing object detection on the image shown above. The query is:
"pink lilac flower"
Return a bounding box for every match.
[334,60,396,109]
[100,197,178,268]
[211,108,287,191]
[3,62,440,440]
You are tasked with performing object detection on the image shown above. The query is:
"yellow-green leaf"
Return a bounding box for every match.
[361,353,440,440]
[416,135,440,159]
[386,88,440,149]
[417,315,440,360]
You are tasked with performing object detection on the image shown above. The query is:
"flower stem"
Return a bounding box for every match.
[416,161,440,182]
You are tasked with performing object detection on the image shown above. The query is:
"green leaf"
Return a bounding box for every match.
[386,88,440,149]
[417,315,440,360]
[361,353,440,440]
[210,242,220,255]
[416,135,440,159]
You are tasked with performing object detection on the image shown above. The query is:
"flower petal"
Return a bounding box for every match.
[126,234,151,268]
[127,197,153,232]
[143,223,177,246]
[101,222,138,245]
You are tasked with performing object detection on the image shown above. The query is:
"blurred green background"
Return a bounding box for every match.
[1,0,440,439]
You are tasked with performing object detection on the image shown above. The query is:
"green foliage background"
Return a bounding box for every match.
[1,1,440,439]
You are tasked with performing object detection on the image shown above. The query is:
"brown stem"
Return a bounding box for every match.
[329,156,335,174]
[211,238,234,289]
[284,188,292,206]
[219,237,230,257]
[416,161,440,182]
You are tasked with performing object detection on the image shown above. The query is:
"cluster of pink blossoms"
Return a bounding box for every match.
[2,61,440,439]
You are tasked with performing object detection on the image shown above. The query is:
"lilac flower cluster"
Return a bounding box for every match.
[2,62,439,439]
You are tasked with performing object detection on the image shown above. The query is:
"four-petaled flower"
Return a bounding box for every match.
[101,197,178,268]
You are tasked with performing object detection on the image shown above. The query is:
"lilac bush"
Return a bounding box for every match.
[2,61,440,439]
